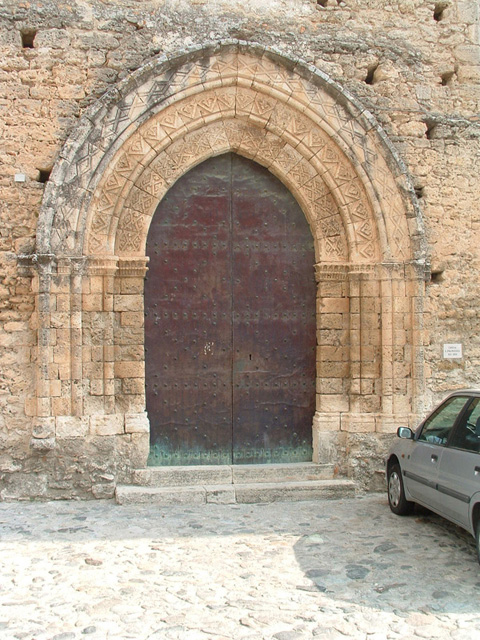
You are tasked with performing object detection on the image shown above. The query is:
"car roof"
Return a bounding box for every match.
[445,389,480,396]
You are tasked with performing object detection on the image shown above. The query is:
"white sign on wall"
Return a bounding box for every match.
[443,343,463,359]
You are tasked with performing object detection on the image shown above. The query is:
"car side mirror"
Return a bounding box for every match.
[397,426,414,440]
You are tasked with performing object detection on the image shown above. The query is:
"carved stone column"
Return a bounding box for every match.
[69,258,86,417]
[19,253,59,450]
[375,260,428,432]
[86,256,119,418]
[35,254,56,420]
[312,264,349,467]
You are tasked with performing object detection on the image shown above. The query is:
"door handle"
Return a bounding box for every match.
[475,466,480,476]
[431,454,438,463]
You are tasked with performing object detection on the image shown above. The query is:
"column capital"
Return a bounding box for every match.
[118,257,149,278]
[87,255,119,277]
[17,253,56,277]
[314,263,348,282]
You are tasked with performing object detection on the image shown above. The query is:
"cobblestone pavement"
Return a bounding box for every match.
[0,494,479,640]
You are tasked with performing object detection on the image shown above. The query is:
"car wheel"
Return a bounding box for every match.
[387,463,414,516]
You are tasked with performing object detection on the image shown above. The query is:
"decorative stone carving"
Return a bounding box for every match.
[28,42,426,497]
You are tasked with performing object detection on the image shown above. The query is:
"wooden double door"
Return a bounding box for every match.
[145,153,316,465]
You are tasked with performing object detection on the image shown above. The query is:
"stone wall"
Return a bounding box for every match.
[0,0,479,498]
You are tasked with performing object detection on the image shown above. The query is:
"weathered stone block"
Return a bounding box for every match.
[114,361,144,378]
[32,417,56,439]
[120,312,144,327]
[114,295,143,312]
[316,377,344,394]
[56,416,89,437]
[24,397,37,417]
[319,297,349,313]
[51,397,71,416]
[341,413,376,433]
[82,294,103,311]
[120,278,145,294]
[90,379,104,396]
[30,437,56,452]
[124,412,149,434]
[318,394,349,413]
[122,378,144,394]
[90,414,124,436]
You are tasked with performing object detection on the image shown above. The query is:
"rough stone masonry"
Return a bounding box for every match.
[0,0,479,500]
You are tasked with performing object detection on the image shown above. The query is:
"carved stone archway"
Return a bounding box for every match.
[27,42,428,490]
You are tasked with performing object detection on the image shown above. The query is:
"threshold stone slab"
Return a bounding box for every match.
[115,485,207,505]
[133,465,233,487]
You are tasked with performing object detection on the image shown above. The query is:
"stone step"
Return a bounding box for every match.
[232,462,334,484]
[115,479,355,506]
[132,462,335,487]
[132,465,232,487]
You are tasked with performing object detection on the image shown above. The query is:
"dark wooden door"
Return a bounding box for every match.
[145,153,316,466]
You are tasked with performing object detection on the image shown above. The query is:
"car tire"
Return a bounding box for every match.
[387,463,414,516]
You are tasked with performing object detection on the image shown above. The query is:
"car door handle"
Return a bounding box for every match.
[431,454,438,463]
[475,466,480,476]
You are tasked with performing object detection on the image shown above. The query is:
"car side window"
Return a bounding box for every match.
[448,397,480,453]
[418,396,469,446]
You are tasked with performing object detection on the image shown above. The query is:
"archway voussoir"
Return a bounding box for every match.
[287,158,318,190]
[148,151,183,188]
[116,207,150,256]
[270,145,304,178]
[140,119,171,152]
[120,133,156,169]
[321,235,349,263]
[245,129,286,169]
[134,167,168,200]
[200,121,232,154]
[124,186,157,218]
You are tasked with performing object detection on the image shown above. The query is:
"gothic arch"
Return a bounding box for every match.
[38,43,425,264]
[29,42,428,481]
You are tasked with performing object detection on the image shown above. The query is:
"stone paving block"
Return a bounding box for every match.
[0,495,478,638]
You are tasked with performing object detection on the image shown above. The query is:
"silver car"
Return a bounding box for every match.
[386,390,480,563]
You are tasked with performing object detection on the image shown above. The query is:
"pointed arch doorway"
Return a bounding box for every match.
[145,153,317,466]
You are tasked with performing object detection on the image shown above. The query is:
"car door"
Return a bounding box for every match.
[403,395,469,512]
[436,396,480,530]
